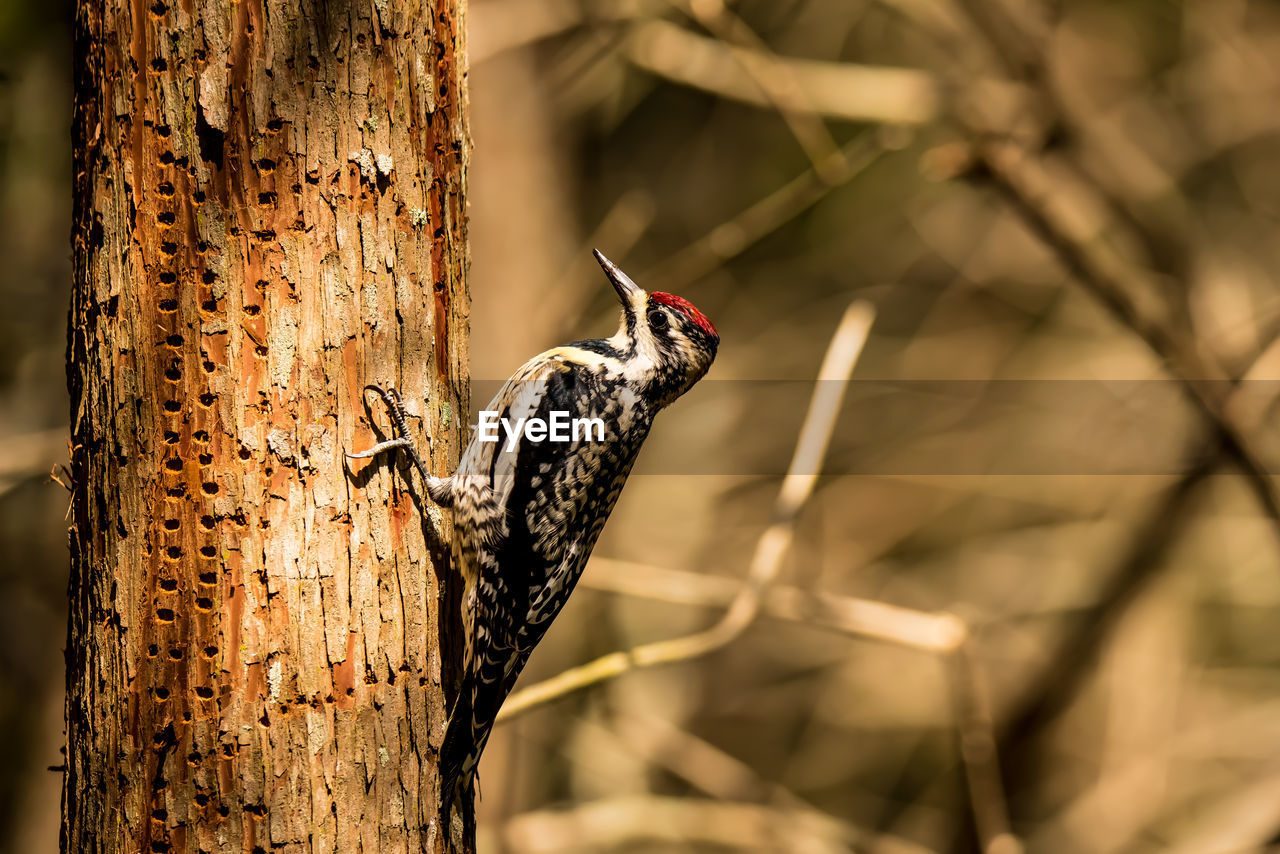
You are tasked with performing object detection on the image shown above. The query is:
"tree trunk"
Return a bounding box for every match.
[65,0,471,851]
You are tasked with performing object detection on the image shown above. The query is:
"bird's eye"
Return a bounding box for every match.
[647,309,669,330]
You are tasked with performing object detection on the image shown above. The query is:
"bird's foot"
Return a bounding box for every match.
[348,384,431,483]
[345,436,415,459]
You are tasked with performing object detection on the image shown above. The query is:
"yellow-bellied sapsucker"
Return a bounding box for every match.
[348,250,718,803]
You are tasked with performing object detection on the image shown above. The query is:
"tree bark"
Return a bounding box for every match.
[65,0,470,851]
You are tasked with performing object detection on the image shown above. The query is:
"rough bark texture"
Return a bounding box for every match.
[65,0,470,851]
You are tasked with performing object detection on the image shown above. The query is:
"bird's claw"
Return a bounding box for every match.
[348,384,431,483]
[345,436,414,460]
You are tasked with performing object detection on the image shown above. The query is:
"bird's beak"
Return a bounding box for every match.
[593,249,645,311]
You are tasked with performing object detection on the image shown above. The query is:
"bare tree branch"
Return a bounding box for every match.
[500,795,940,854]
[666,0,844,178]
[626,19,950,126]
[581,556,966,652]
[645,135,885,293]
[969,138,1280,536]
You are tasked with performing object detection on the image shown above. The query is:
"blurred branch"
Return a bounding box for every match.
[948,0,1049,82]
[608,712,940,854]
[871,0,968,41]
[470,0,652,63]
[909,4,1280,837]
[0,427,67,479]
[613,710,782,802]
[970,140,1207,380]
[943,0,1196,284]
[949,644,1021,854]
[968,138,1280,536]
[668,0,844,178]
[967,129,1280,843]
[646,135,884,292]
[1229,333,1280,435]
[938,0,1279,459]
[1164,768,1280,854]
[498,301,876,722]
[626,19,951,125]
[996,453,1215,820]
[582,564,1013,851]
[499,795,938,854]
[560,189,658,331]
[582,556,966,652]
[1033,700,1280,852]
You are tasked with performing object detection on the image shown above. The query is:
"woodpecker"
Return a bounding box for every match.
[348,250,719,804]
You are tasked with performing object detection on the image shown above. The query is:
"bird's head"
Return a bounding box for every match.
[595,249,719,404]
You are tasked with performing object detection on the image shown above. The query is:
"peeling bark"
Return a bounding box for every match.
[65,0,471,851]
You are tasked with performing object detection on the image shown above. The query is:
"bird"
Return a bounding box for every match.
[348,249,719,806]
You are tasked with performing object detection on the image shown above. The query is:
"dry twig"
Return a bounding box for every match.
[626,19,947,126]
[606,711,943,854]
[581,556,966,652]
[668,0,843,178]
[645,135,885,293]
[499,795,939,854]
[948,643,1021,854]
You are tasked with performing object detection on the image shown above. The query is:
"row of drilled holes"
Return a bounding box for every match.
[138,96,287,854]
[150,123,225,699]
[148,148,289,790]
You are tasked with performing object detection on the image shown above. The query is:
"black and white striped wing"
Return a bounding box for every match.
[441,350,653,787]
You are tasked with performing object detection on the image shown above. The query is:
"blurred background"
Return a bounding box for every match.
[7,0,1280,851]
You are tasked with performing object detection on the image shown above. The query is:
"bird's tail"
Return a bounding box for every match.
[439,658,521,808]
[439,692,478,803]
